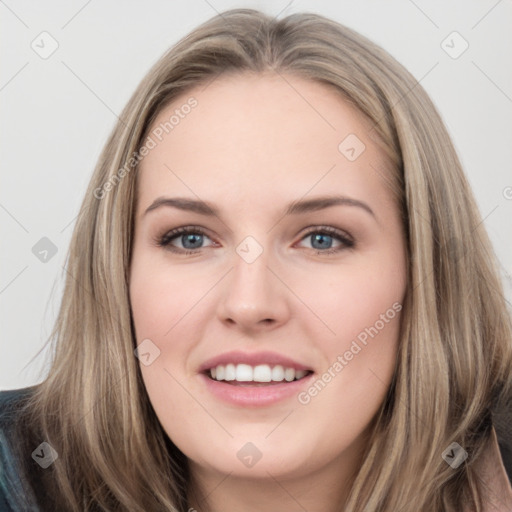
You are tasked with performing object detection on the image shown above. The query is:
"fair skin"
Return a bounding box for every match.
[129,72,407,512]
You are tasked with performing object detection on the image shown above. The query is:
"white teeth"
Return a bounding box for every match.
[253,365,272,382]
[215,365,225,380]
[225,363,236,381]
[209,363,310,382]
[271,365,284,381]
[236,363,253,381]
[284,368,295,382]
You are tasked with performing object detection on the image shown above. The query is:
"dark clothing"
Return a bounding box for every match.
[0,387,42,511]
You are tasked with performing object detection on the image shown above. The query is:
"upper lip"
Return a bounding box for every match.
[198,350,314,373]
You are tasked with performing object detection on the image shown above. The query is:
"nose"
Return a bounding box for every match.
[216,243,291,333]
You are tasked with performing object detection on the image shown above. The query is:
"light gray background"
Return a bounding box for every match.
[1,0,511,390]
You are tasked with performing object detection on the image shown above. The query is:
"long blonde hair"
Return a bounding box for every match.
[13,8,512,511]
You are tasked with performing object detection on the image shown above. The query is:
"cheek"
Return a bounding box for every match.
[129,252,202,343]
[294,255,405,415]
[129,256,186,392]
[293,292,402,464]
[129,254,215,413]
[129,266,195,430]
[297,255,405,347]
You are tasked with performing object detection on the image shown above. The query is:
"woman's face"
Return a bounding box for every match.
[129,73,407,486]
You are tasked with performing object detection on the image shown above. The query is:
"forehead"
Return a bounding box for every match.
[136,72,392,213]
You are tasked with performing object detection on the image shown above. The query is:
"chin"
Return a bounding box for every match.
[185,435,319,479]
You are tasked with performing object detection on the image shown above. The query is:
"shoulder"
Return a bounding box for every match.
[0,386,41,511]
[494,396,512,485]
[0,386,38,446]
[0,387,37,414]
[469,427,512,512]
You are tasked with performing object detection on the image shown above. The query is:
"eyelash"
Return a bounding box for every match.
[154,225,355,256]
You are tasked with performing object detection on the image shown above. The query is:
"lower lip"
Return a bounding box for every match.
[199,373,315,407]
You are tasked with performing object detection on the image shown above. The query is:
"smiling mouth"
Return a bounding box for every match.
[204,374,314,387]
[205,377,313,387]
[203,364,314,386]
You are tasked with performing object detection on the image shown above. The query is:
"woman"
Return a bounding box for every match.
[1,8,511,512]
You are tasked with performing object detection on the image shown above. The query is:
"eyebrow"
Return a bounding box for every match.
[143,195,375,219]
